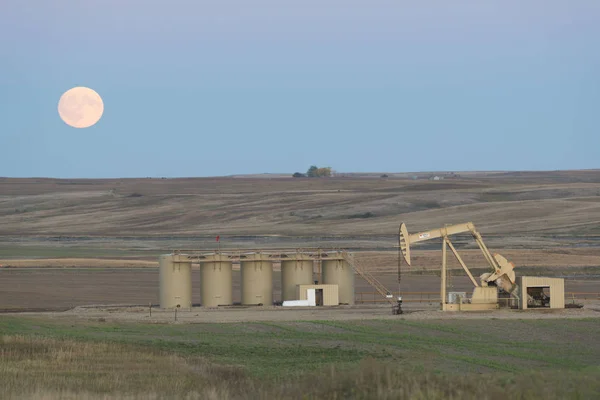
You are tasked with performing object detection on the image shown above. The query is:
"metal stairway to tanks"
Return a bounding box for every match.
[340,251,396,305]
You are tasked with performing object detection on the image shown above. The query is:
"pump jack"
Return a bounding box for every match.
[399,222,521,310]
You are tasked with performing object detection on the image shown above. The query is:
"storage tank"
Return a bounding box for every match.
[240,253,273,305]
[159,254,192,309]
[321,253,355,305]
[280,253,314,302]
[200,253,233,307]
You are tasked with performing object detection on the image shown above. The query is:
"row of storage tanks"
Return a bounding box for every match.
[159,252,355,308]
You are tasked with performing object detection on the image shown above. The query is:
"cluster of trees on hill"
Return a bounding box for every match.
[293,165,332,178]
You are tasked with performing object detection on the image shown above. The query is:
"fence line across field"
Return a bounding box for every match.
[356,291,440,303]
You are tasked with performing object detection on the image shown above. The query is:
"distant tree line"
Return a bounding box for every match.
[292,165,333,178]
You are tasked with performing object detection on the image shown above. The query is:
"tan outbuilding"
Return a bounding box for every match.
[517,276,564,310]
[280,253,314,302]
[297,284,339,306]
[240,252,273,305]
[200,253,233,307]
[321,253,355,305]
[159,254,192,309]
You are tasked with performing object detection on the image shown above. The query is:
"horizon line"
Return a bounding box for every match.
[1,168,599,180]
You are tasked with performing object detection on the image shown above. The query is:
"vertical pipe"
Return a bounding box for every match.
[317,249,322,284]
[441,238,447,309]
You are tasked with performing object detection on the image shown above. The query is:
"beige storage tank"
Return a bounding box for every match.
[280,253,314,302]
[240,253,273,305]
[159,254,192,309]
[200,253,233,307]
[321,254,355,305]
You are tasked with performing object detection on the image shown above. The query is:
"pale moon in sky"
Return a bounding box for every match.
[57,86,104,128]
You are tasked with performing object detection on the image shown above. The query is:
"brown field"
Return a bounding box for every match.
[2,248,600,270]
[0,266,598,311]
[1,170,600,242]
[1,171,600,315]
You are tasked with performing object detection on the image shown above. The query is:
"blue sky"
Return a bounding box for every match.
[1,1,599,178]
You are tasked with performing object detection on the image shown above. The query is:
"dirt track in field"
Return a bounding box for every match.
[10,301,600,324]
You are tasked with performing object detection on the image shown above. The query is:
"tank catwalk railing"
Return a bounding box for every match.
[169,248,350,262]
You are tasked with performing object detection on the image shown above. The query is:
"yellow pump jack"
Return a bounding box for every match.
[399,222,521,311]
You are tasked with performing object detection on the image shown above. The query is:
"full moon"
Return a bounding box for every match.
[57,86,104,128]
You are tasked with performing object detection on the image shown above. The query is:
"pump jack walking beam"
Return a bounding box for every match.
[401,222,505,277]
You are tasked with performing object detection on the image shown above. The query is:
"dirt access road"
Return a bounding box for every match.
[10,301,600,324]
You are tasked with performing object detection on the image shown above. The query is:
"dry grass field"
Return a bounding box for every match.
[1,170,600,241]
[2,316,600,399]
[2,248,600,270]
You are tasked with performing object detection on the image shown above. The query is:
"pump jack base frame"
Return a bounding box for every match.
[442,303,499,311]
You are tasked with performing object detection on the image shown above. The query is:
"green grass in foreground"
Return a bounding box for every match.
[1,317,599,399]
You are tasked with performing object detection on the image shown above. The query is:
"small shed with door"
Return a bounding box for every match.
[517,276,564,310]
[297,284,339,306]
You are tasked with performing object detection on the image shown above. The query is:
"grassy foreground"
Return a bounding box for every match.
[1,317,599,399]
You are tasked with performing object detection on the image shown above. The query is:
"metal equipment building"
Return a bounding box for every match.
[297,284,339,306]
[517,276,565,310]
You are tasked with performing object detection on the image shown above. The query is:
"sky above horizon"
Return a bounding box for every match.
[1,1,599,178]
